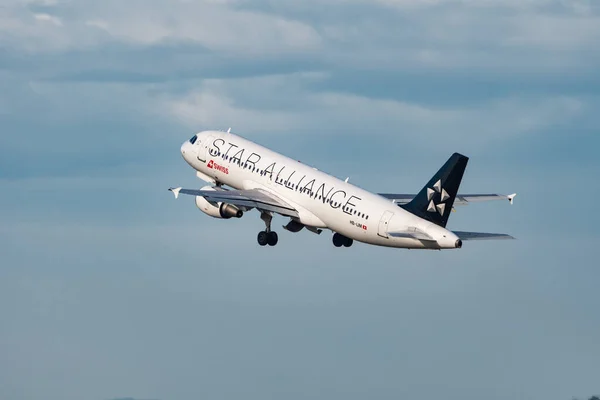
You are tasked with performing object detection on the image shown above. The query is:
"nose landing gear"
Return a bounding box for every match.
[333,233,353,248]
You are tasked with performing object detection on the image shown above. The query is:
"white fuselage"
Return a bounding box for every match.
[181,131,460,249]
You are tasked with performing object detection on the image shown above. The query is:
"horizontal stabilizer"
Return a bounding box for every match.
[453,231,515,241]
[379,193,517,206]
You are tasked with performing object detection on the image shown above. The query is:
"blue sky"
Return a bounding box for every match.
[1,1,599,399]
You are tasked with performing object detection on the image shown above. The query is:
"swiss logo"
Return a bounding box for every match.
[206,160,229,174]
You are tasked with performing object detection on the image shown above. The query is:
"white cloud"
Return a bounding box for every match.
[0,0,322,54]
[503,14,600,50]
[101,6,321,54]
[313,0,600,70]
[169,90,297,133]
[33,13,62,26]
[161,73,587,152]
[1,0,598,71]
[84,19,109,31]
[0,0,598,156]
[369,0,587,10]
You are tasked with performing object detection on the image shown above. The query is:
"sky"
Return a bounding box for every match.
[1,0,600,399]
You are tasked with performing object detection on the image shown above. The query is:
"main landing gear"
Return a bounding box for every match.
[333,232,353,248]
[257,211,278,246]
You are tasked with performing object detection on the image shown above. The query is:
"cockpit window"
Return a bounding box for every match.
[189,135,198,144]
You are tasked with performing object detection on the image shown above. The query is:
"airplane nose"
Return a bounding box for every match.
[181,141,188,156]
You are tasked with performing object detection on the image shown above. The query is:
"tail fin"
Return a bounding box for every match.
[401,153,469,227]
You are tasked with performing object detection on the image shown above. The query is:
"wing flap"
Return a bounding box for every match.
[453,231,515,241]
[169,187,299,218]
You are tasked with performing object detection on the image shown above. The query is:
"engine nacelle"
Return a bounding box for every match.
[219,203,244,219]
[195,186,243,219]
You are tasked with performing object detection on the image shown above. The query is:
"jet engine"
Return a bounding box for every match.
[195,186,243,219]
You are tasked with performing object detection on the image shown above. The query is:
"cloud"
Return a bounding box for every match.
[1,0,598,73]
[90,4,321,54]
[1,0,599,180]
[0,0,600,380]
[1,3,600,400]
[161,73,588,154]
[33,13,62,26]
[0,0,322,54]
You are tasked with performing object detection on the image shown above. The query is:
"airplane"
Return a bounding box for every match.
[169,130,516,249]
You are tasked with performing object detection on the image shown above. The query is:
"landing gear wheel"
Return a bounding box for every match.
[333,233,345,247]
[257,231,269,246]
[267,231,278,246]
[343,238,353,247]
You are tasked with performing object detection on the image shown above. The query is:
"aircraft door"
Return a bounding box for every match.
[196,135,214,163]
[377,211,394,238]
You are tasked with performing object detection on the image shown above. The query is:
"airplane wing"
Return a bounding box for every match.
[169,187,299,218]
[453,231,515,240]
[378,193,516,206]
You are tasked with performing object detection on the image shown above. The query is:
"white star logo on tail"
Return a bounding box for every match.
[427,179,450,216]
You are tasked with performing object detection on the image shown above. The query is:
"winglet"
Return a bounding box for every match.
[508,193,517,205]
[169,187,182,199]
